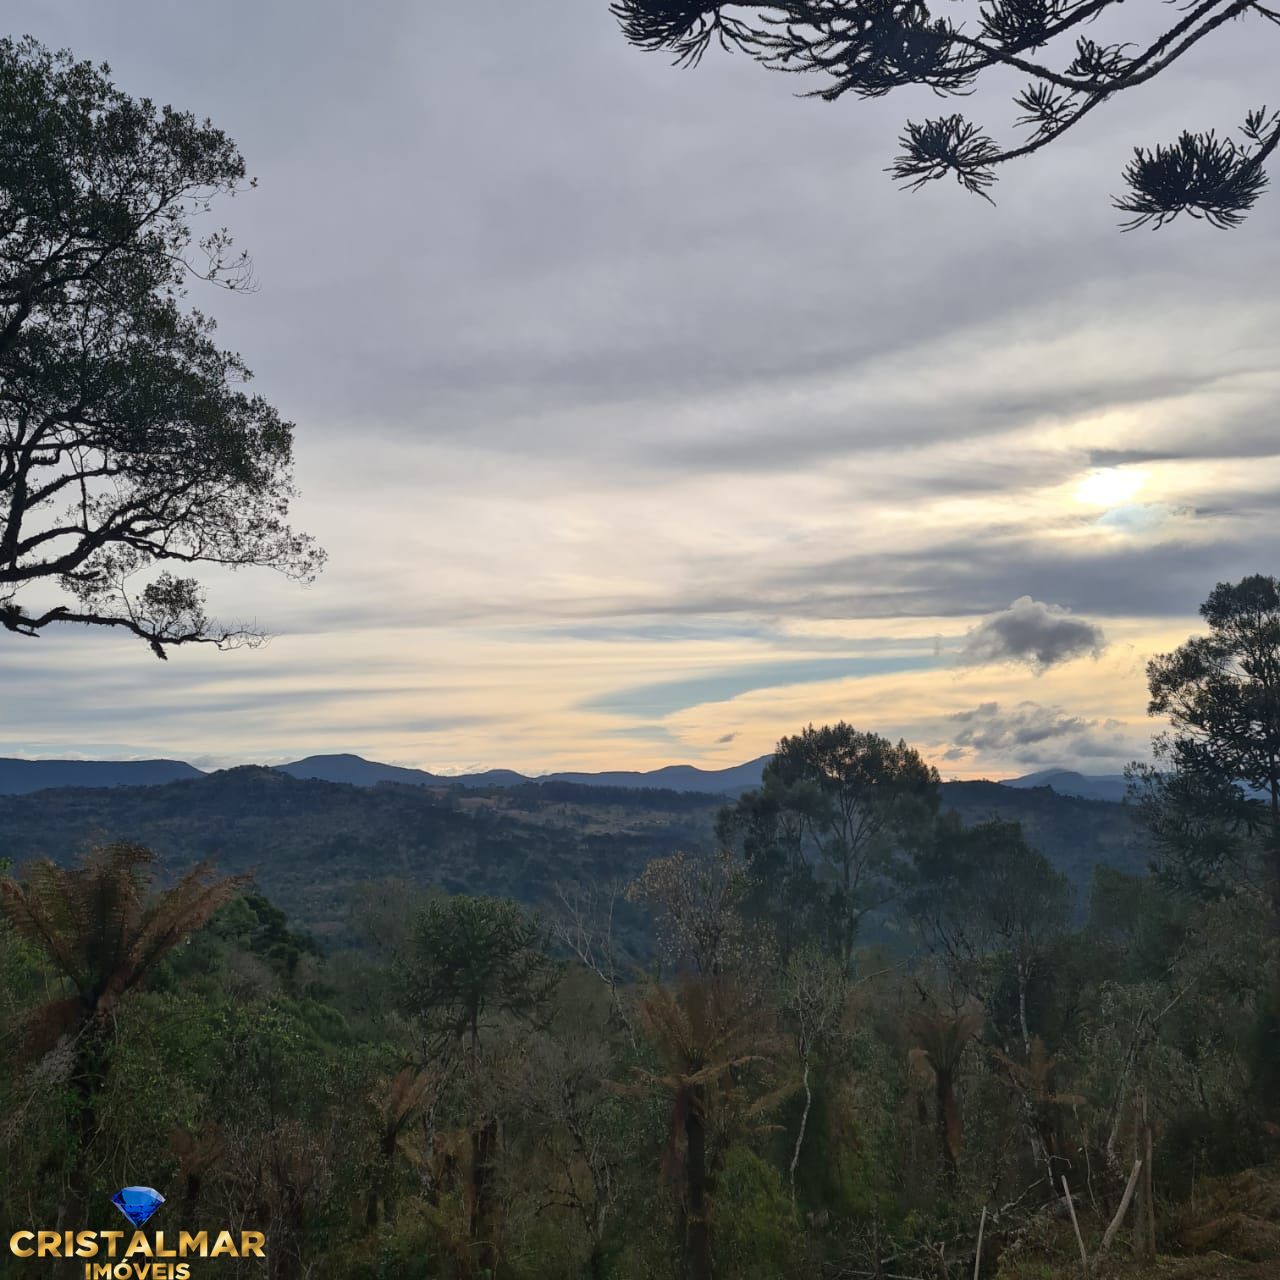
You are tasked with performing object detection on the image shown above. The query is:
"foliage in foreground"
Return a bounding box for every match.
[4,576,1280,1278]
[612,0,1280,229]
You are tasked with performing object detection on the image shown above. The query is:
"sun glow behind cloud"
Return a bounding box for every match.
[1075,467,1147,508]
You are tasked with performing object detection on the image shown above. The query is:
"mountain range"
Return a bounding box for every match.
[1001,768,1130,804]
[0,765,1149,940]
[0,752,1128,801]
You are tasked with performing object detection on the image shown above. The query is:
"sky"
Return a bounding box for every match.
[2,1,1278,779]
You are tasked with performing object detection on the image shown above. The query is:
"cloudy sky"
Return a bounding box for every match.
[3,1,1278,778]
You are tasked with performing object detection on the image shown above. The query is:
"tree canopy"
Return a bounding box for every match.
[722,722,939,963]
[399,894,560,1050]
[612,0,1280,228]
[1132,574,1280,925]
[0,38,322,658]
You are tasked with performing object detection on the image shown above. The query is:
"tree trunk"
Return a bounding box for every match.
[789,1056,812,1204]
[1131,1088,1151,1261]
[588,1240,608,1280]
[936,1068,960,1191]
[470,1116,499,1274]
[366,1125,399,1228]
[686,1086,712,1280]
[66,1017,107,1223]
[1016,961,1032,1060]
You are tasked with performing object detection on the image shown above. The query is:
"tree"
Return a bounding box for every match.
[612,0,1280,228]
[515,1029,630,1279]
[365,1065,442,1228]
[625,974,787,1280]
[0,38,322,658]
[628,849,753,977]
[1133,574,1280,929]
[398,894,560,1271]
[400,895,560,1054]
[907,1005,981,1191]
[0,842,246,1212]
[727,723,939,965]
[910,815,1071,1053]
[780,944,848,1203]
[716,780,828,963]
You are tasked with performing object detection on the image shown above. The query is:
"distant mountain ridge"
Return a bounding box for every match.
[0,757,204,796]
[1004,769,1130,804]
[0,752,775,798]
[0,752,1130,802]
[0,766,1151,937]
[277,753,774,795]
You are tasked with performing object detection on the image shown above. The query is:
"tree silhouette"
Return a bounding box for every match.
[910,815,1071,1051]
[0,38,323,657]
[1133,574,1280,932]
[612,0,1280,228]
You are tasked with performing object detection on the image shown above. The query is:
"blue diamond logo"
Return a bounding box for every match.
[111,1186,165,1227]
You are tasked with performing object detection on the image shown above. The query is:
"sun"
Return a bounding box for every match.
[1074,467,1146,508]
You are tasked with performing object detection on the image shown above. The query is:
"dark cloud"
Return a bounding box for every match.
[755,523,1280,624]
[943,700,1142,769]
[950,701,1095,751]
[959,597,1105,670]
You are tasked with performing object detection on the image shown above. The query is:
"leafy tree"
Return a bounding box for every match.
[365,1065,442,1228]
[0,37,322,657]
[0,842,245,1212]
[398,894,559,1271]
[712,1145,803,1280]
[514,1026,631,1279]
[910,815,1071,1051]
[727,723,939,965]
[716,779,828,963]
[612,0,1280,228]
[400,894,560,1053]
[1134,574,1280,928]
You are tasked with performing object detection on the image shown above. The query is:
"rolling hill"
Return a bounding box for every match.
[0,766,1150,940]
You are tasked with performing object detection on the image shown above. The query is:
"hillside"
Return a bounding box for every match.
[938,778,1149,894]
[0,768,1149,938]
[0,768,721,939]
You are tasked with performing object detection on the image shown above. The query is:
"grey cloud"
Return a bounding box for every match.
[943,702,1144,770]
[4,1,1280,763]
[755,521,1280,624]
[951,701,1094,751]
[15,1,1279,459]
[959,597,1105,670]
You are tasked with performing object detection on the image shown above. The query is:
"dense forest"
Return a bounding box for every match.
[4,578,1280,1280]
[0,768,1146,943]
